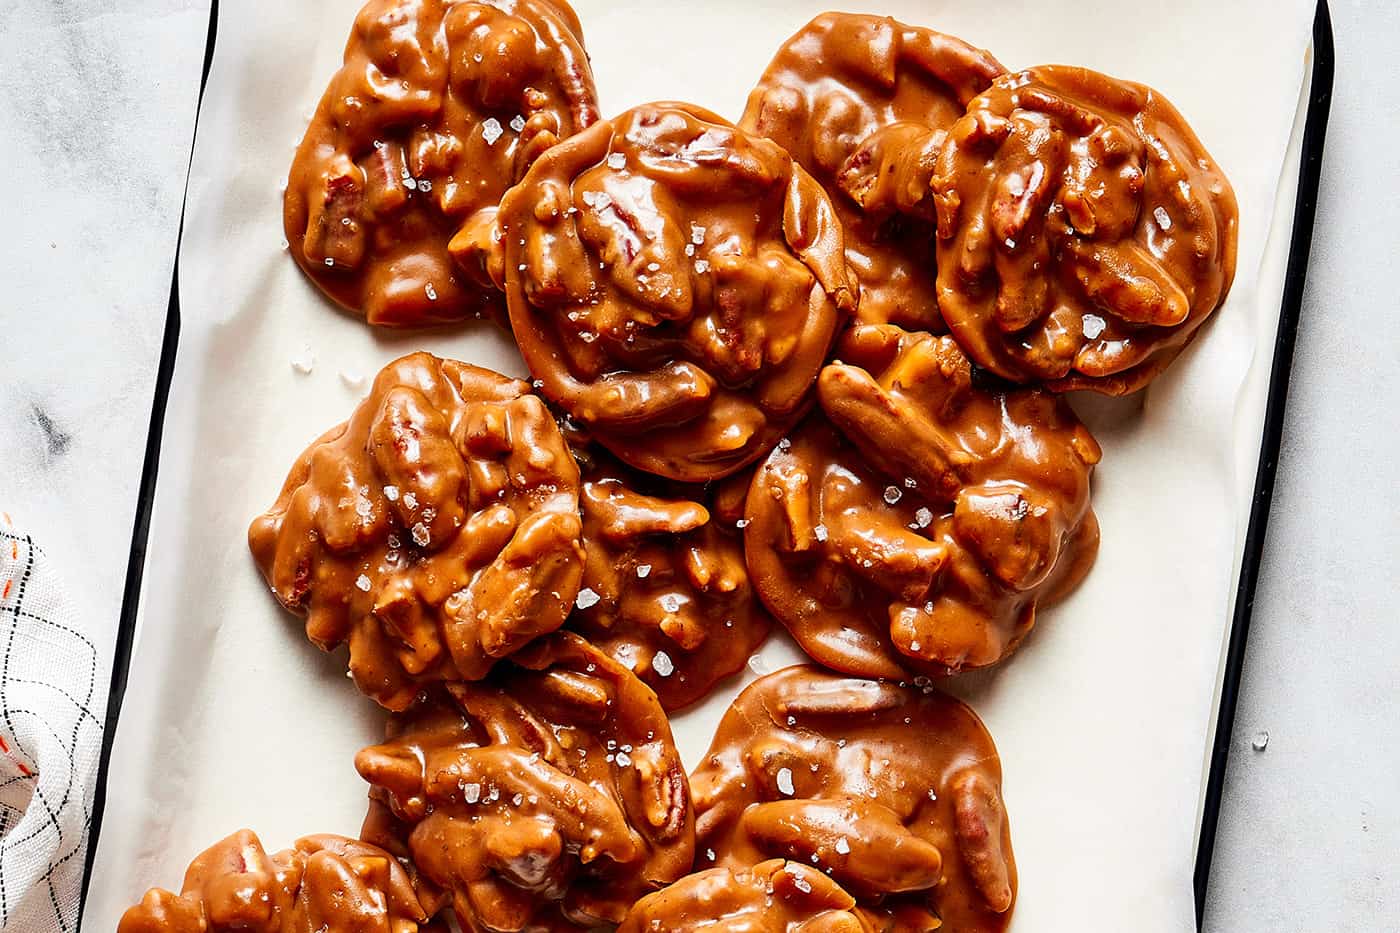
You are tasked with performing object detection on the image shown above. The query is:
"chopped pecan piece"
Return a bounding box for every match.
[691,667,1016,932]
[248,352,584,709]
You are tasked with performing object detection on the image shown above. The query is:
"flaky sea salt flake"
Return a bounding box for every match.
[290,347,316,374]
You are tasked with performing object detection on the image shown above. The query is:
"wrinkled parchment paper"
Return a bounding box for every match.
[84,2,1316,929]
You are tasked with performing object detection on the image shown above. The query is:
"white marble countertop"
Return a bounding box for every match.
[0,1,1393,929]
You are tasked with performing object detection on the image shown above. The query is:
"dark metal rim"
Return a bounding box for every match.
[1194,2,1335,926]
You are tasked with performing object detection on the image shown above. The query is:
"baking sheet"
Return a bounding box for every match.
[83,1,1316,930]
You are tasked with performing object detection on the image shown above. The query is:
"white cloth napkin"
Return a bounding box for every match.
[0,513,105,933]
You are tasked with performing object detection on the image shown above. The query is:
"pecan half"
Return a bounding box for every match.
[116,830,432,933]
[931,65,1238,394]
[248,352,584,710]
[285,0,599,327]
[356,632,694,930]
[492,101,855,482]
[619,859,873,933]
[742,13,1003,332]
[745,326,1100,679]
[691,666,1016,932]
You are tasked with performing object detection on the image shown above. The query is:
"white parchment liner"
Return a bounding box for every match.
[85,2,1316,929]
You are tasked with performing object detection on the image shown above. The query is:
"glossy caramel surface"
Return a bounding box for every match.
[248,352,584,709]
[746,325,1100,679]
[742,12,1003,332]
[494,101,856,482]
[285,0,598,327]
[932,65,1239,394]
[691,667,1015,932]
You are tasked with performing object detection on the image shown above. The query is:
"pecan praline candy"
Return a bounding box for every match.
[745,325,1100,680]
[116,830,434,933]
[355,632,695,931]
[931,64,1239,394]
[691,666,1016,933]
[248,352,585,710]
[742,11,1004,332]
[285,0,599,327]
[491,100,857,482]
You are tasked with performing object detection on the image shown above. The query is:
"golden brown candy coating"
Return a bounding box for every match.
[568,449,771,710]
[494,101,856,482]
[742,12,1003,332]
[248,352,584,710]
[745,326,1100,680]
[618,859,873,933]
[116,830,432,933]
[691,667,1016,933]
[355,632,695,931]
[931,65,1239,394]
[284,0,599,327]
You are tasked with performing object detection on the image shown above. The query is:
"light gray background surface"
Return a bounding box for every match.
[0,1,1391,930]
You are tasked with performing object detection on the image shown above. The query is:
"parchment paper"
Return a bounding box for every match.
[84,2,1317,930]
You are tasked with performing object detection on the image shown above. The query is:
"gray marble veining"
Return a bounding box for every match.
[0,0,207,670]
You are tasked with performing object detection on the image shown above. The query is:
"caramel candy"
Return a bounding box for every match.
[284,0,598,327]
[248,352,584,709]
[491,101,856,482]
[932,65,1239,394]
[691,667,1016,933]
[619,859,872,933]
[746,326,1100,679]
[569,448,771,710]
[117,830,433,933]
[355,632,694,930]
[742,13,1003,332]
